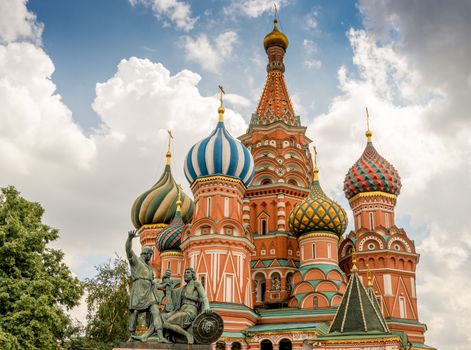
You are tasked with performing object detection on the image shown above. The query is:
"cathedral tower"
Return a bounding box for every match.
[339,112,426,343]
[181,93,257,334]
[239,18,314,306]
[287,150,348,309]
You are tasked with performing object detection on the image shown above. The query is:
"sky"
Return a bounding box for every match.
[0,0,470,349]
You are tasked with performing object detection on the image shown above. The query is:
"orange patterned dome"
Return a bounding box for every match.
[263,18,289,51]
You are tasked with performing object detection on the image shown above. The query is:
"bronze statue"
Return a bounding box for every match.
[163,268,211,344]
[126,230,170,343]
[126,231,223,344]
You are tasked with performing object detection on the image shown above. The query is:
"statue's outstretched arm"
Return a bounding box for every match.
[126,229,137,261]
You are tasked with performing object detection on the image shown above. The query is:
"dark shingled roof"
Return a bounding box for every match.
[329,269,389,334]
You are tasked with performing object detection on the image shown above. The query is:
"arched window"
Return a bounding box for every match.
[254,273,266,302]
[232,342,241,350]
[286,272,294,294]
[287,179,298,186]
[313,296,319,308]
[261,178,272,185]
[261,339,273,350]
[279,339,292,350]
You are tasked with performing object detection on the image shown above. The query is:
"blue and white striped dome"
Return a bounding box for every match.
[184,119,255,186]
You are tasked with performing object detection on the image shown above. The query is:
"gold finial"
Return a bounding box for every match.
[166,130,173,165]
[274,2,278,23]
[366,263,373,287]
[176,184,182,212]
[351,248,358,272]
[313,146,319,181]
[218,85,225,122]
[365,107,372,142]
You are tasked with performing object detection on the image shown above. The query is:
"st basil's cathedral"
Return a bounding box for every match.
[130,18,435,350]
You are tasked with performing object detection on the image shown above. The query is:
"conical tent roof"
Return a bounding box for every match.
[329,268,389,334]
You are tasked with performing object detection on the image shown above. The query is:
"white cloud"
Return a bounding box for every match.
[305,8,319,30]
[0,0,43,44]
[307,27,471,350]
[224,0,290,18]
[303,39,321,70]
[129,0,197,31]
[0,43,96,173]
[304,59,321,70]
[181,31,238,73]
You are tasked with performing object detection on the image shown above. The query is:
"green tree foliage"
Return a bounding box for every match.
[82,257,130,349]
[0,186,83,350]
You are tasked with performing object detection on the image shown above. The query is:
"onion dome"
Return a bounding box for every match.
[157,190,185,252]
[263,18,289,51]
[131,151,194,229]
[344,128,401,200]
[184,91,255,186]
[288,162,348,237]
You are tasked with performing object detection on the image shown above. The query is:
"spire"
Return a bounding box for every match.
[329,252,389,334]
[351,248,358,272]
[365,107,372,143]
[313,146,319,181]
[218,85,225,122]
[176,184,182,214]
[166,130,173,165]
[253,16,298,126]
[366,263,373,287]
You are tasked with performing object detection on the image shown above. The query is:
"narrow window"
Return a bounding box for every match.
[207,197,211,217]
[261,219,267,235]
[327,243,332,259]
[224,197,229,217]
[383,274,392,295]
[313,296,319,308]
[399,297,406,318]
[411,277,416,298]
[385,212,390,228]
[357,214,362,228]
[312,243,316,259]
[369,212,375,230]
[225,275,234,302]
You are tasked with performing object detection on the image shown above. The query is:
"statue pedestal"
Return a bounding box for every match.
[114,343,212,350]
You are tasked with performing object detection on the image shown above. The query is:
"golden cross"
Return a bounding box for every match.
[177,184,182,200]
[274,2,278,19]
[313,146,318,169]
[167,130,173,153]
[218,85,225,107]
[365,107,370,131]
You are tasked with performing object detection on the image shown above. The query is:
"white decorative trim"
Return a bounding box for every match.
[358,236,385,251]
[388,236,412,252]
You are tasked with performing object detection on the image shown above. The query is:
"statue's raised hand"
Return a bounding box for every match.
[162,269,171,280]
[128,229,137,239]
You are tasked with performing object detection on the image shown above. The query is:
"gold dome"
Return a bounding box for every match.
[263,18,289,51]
[288,168,348,237]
